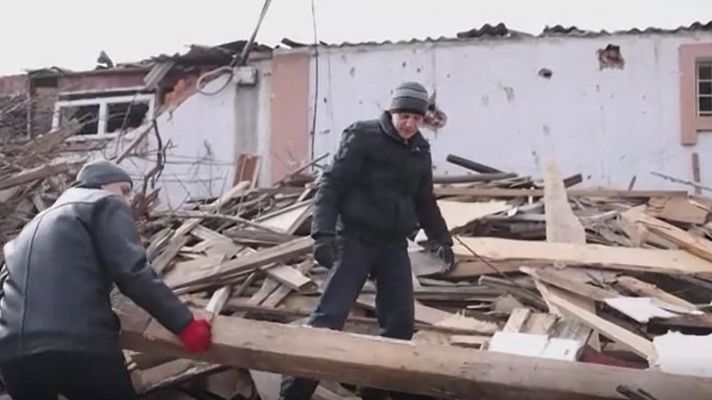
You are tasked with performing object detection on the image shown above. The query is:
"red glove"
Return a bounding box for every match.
[179,319,212,352]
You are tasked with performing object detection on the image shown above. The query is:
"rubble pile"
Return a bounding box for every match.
[0,121,88,245]
[1,128,712,398]
[120,155,712,399]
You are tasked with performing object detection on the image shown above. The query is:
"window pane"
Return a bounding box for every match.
[699,63,712,80]
[700,96,712,114]
[700,82,712,95]
[106,102,149,133]
[60,105,99,135]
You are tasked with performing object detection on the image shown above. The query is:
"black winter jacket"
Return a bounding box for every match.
[312,112,452,245]
[0,188,193,362]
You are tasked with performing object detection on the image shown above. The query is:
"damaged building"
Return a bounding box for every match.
[2,22,712,206]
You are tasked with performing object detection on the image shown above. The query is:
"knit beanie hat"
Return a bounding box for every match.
[74,160,133,188]
[389,81,429,116]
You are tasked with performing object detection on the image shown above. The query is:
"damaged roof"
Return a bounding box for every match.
[280,20,712,49]
[152,40,272,65]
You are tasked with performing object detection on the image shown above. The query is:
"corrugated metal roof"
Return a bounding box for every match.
[281,21,712,49]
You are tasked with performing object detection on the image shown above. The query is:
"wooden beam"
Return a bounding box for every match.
[621,208,712,263]
[435,187,688,198]
[545,286,657,363]
[646,196,710,225]
[521,267,618,302]
[615,276,697,311]
[693,152,702,195]
[542,160,599,349]
[119,310,712,400]
[544,161,586,244]
[503,308,531,333]
[453,237,712,275]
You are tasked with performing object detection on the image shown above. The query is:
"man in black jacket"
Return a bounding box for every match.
[280,82,454,400]
[0,160,212,400]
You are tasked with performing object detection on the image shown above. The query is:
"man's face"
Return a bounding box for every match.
[391,112,423,141]
[101,181,132,206]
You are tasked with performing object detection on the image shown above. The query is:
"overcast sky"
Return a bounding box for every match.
[1,0,710,75]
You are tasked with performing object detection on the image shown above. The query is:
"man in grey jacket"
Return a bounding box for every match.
[0,160,212,400]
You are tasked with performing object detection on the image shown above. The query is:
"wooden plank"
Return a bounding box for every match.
[234,153,262,189]
[248,278,281,306]
[0,159,78,191]
[119,310,712,400]
[542,160,599,349]
[152,235,189,274]
[615,276,697,311]
[521,267,618,302]
[436,200,513,230]
[166,236,313,289]
[435,187,688,198]
[265,264,316,292]
[647,196,710,225]
[617,214,677,249]
[453,237,712,275]
[521,313,559,335]
[261,285,293,308]
[205,286,232,316]
[544,161,586,244]
[622,207,712,263]
[693,152,702,195]
[249,370,281,400]
[503,308,531,333]
[356,294,498,334]
[253,201,312,234]
[545,286,657,363]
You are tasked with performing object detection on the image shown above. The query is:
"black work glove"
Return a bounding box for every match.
[313,236,337,269]
[436,244,456,274]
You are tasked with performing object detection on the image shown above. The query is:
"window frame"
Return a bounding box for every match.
[696,60,712,117]
[51,93,155,140]
[679,43,712,145]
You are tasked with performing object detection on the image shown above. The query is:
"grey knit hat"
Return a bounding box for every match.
[389,81,429,116]
[75,160,133,188]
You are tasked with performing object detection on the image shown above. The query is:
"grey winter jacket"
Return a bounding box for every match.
[0,187,193,362]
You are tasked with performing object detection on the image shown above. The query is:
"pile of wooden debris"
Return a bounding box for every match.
[116,155,712,400]
[0,121,89,246]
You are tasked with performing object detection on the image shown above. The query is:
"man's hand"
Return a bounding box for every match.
[179,318,212,352]
[418,239,457,274]
[436,244,456,274]
[313,236,337,269]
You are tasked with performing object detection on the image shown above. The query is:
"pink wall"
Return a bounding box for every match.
[679,43,712,145]
[269,52,310,183]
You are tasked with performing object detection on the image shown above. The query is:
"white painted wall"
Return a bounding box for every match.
[309,32,712,190]
[117,64,270,209]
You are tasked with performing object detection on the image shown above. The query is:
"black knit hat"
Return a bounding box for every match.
[389,81,429,116]
[74,160,133,188]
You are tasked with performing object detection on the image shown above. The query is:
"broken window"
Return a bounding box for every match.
[697,62,712,117]
[52,92,154,136]
[106,101,149,133]
[59,104,100,135]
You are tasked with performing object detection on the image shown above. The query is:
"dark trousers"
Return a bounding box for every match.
[280,233,415,400]
[0,351,136,400]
